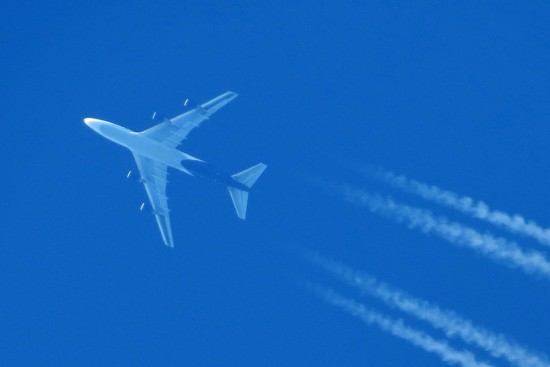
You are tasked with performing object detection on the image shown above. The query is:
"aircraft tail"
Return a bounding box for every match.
[228,163,267,220]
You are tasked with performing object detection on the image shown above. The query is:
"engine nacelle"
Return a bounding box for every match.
[126,170,146,183]
[152,112,169,122]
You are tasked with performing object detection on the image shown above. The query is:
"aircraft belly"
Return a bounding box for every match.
[129,135,197,173]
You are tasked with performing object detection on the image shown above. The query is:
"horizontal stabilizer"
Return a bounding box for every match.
[228,163,266,220]
[228,187,249,220]
[232,163,267,188]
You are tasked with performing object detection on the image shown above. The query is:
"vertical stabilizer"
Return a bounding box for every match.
[228,163,267,219]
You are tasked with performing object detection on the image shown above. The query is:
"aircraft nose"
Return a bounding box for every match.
[84,118,103,132]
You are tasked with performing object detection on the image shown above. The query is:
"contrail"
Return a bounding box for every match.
[337,184,550,279]
[370,168,550,247]
[308,253,550,367]
[309,285,494,367]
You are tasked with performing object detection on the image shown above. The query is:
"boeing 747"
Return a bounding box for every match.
[84,91,266,247]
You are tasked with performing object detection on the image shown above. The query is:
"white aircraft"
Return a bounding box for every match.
[84,91,266,248]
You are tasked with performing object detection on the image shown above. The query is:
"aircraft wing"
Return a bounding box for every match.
[142,91,238,149]
[132,153,174,247]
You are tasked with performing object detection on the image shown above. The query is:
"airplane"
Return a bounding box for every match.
[84,91,267,248]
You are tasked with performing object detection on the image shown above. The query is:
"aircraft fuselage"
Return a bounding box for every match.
[84,118,248,190]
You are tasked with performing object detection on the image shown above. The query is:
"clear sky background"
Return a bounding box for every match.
[2,1,550,366]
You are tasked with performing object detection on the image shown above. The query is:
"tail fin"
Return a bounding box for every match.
[228,163,267,219]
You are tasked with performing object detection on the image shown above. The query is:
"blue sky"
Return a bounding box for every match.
[2,1,550,366]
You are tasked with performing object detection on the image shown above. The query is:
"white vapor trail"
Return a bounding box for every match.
[371,168,550,247]
[337,184,550,279]
[310,285,494,367]
[308,253,550,367]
